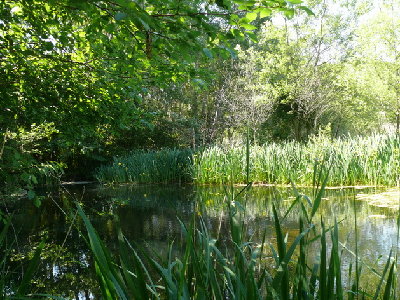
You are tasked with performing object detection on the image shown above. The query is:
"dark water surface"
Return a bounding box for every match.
[5,184,399,298]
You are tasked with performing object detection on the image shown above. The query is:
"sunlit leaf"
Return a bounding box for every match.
[245,12,258,22]
[240,23,257,30]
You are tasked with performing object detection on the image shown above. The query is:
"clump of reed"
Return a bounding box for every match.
[193,134,400,186]
[80,164,400,299]
[95,134,400,186]
[95,149,193,184]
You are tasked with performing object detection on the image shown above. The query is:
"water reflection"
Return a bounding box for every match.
[6,184,399,298]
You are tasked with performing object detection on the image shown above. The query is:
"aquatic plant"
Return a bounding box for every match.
[82,164,400,299]
[194,134,400,186]
[96,134,400,186]
[95,149,193,184]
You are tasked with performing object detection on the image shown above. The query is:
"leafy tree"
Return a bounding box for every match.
[0,0,307,190]
[355,1,400,132]
[227,0,395,141]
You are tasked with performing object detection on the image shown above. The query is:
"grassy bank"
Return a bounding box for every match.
[95,134,400,186]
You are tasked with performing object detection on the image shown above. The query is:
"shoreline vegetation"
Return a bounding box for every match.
[7,179,399,298]
[95,134,400,187]
[3,136,400,297]
[77,175,400,299]
[4,0,400,298]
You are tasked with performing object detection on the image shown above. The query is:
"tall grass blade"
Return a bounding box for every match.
[319,219,327,300]
[382,261,396,300]
[373,250,393,300]
[16,240,45,296]
[76,204,128,300]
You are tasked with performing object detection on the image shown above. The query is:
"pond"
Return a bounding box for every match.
[5,184,400,298]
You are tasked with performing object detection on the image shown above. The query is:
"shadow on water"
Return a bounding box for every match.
[4,184,399,298]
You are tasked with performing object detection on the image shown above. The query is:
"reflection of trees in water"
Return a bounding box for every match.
[7,191,100,299]
[6,184,398,297]
[8,231,100,298]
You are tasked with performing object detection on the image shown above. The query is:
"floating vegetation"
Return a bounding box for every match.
[356,189,400,209]
[367,215,387,218]
[78,181,400,299]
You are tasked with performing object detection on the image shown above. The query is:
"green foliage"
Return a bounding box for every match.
[193,134,400,186]
[0,123,64,196]
[95,149,193,184]
[79,171,400,299]
[0,0,307,193]
[97,134,400,186]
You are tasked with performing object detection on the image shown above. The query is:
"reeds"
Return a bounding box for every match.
[95,149,193,184]
[96,134,400,186]
[82,162,400,299]
[194,134,400,186]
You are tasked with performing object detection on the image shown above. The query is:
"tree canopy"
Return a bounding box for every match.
[1,0,400,193]
[0,0,309,190]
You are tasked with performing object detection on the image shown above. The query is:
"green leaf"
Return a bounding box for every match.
[44,41,53,51]
[31,175,38,184]
[220,46,237,59]
[27,190,35,200]
[258,8,272,18]
[77,205,129,300]
[138,18,150,31]
[299,6,315,16]
[115,12,127,21]
[231,28,244,40]
[287,0,303,4]
[245,12,257,22]
[217,0,232,9]
[246,31,258,42]
[234,1,256,9]
[284,8,295,19]
[373,250,393,300]
[240,23,257,30]
[202,48,213,59]
[34,197,41,208]
[382,261,396,300]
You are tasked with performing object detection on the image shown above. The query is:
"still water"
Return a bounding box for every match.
[6,184,400,298]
